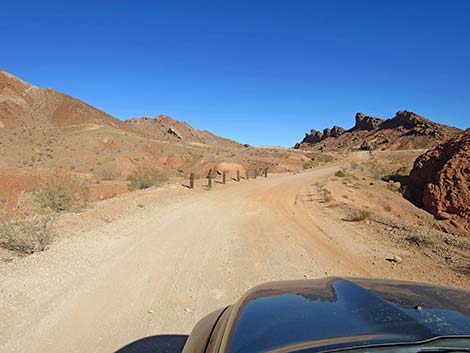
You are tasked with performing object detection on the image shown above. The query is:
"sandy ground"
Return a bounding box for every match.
[0,164,468,353]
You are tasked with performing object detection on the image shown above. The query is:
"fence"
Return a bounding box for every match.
[187,168,268,190]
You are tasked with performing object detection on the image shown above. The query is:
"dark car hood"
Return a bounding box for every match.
[222,277,470,353]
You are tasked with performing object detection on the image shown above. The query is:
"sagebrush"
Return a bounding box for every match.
[32,172,89,212]
[127,166,168,190]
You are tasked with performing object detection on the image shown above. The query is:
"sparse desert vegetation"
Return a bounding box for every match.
[0,208,55,254]
[127,166,168,190]
[348,208,372,222]
[334,170,346,177]
[32,172,90,212]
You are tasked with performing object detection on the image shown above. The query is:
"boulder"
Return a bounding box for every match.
[167,127,182,139]
[359,140,373,151]
[409,130,470,231]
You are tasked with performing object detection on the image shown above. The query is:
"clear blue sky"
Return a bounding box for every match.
[2,0,469,146]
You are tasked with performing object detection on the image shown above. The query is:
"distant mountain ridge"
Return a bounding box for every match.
[294,110,462,151]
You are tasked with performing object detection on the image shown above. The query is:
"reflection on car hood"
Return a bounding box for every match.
[225,277,470,353]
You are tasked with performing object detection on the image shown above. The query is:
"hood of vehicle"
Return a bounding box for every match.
[223,277,470,353]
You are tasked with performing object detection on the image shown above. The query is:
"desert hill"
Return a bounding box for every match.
[0,69,309,207]
[294,110,462,152]
[0,70,137,132]
[125,114,241,148]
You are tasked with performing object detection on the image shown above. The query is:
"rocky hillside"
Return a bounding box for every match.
[409,130,470,232]
[125,115,241,147]
[295,110,461,152]
[0,70,137,132]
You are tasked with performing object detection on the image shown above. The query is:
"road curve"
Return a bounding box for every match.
[0,167,369,353]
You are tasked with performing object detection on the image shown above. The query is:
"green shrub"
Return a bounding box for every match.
[32,172,89,212]
[127,166,168,190]
[0,209,55,254]
[335,170,346,177]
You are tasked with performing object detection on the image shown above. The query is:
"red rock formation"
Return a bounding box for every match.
[353,112,384,131]
[409,130,470,231]
[294,110,461,151]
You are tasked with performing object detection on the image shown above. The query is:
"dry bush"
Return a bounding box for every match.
[127,166,168,190]
[32,172,90,212]
[0,209,55,254]
[96,166,121,181]
[321,188,333,203]
[348,209,372,222]
[303,161,314,169]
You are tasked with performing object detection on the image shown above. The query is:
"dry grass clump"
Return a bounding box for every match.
[127,166,168,190]
[348,208,372,222]
[0,209,55,254]
[32,172,90,212]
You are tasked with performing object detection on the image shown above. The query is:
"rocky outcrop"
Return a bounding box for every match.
[409,130,470,231]
[324,125,346,138]
[294,110,461,151]
[353,113,384,131]
[298,125,346,146]
[167,127,182,139]
[380,110,447,137]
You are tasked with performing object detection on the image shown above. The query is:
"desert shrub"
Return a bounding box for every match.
[321,188,333,203]
[32,173,90,212]
[127,166,168,190]
[303,161,314,169]
[405,234,433,246]
[0,209,55,254]
[96,167,121,181]
[349,209,372,222]
[334,170,346,177]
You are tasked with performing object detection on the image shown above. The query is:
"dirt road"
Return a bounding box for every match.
[0,166,450,353]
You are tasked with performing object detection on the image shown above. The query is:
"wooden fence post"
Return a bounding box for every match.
[264,168,268,178]
[207,169,212,190]
[246,170,249,180]
[237,170,240,182]
[189,173,195,189]
[222,171,226,184]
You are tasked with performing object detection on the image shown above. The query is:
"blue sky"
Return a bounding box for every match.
[2,0,469,146]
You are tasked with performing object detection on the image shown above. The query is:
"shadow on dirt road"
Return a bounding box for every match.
[114,334,188,353]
